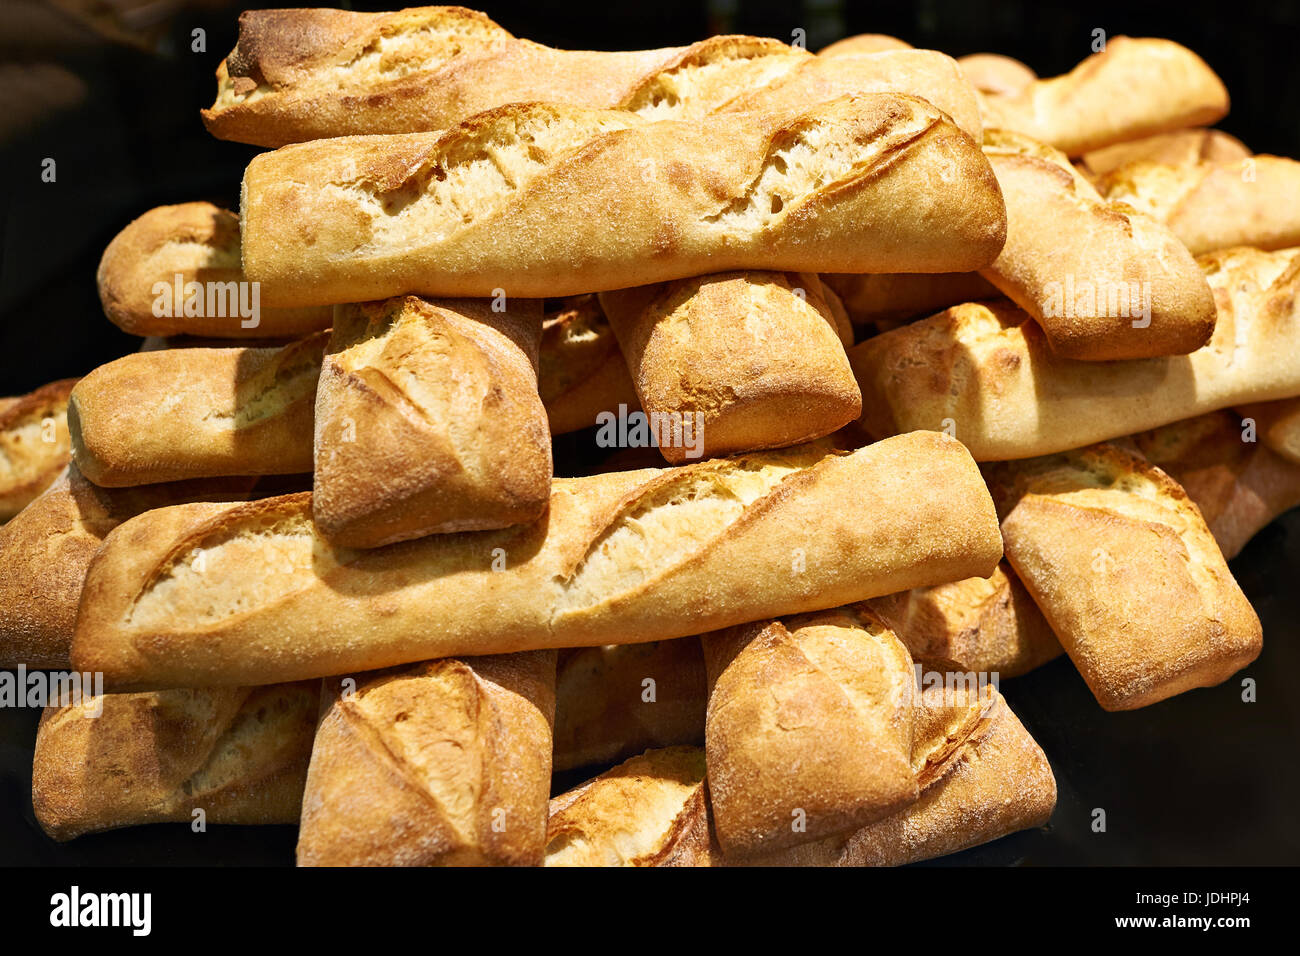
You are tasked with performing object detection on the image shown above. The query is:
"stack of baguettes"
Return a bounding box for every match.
[5,5,1296,866]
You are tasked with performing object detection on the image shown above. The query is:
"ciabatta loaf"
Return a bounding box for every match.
[540,296,640,435]
[1126,410,1300,560]
[71,433,1003,689]
[979,130,1215,360]
[850,247,1300,460]
[68,334,324,486]
[97,203,332,338]
[33,682,317,841]
[957,53,1037,96]
[1099,156,1300,254]
[978,36,1228,156]
[297,651,555,867]
[986,443,1262,710]
[240,96,1007,306]
[867,562,1062,679]
[1080,128,1250,179]
[599,272,859,462]
[0,378,77,521]
[545,746,717,867]
[313,296,550,548]
[554,639,706,772]
[743,685,1056,866]
[702,607,918,857]
[0,466,264,669]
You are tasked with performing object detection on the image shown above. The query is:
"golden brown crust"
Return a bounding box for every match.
[1237,397,1300,466]
[33,681,318,841]
[819,34,913,56]
[96,203,333,338]
[702,607,917,857]
[978,36,1229,156]
[1080,128,1250,179]
[70,433,1002,690]
[1099,156,1300,255]
[600,272,860,462]
[203,7,701,146]
[979,129,1215,360]
[68,333,324,486]
[239,97,1007,306]
[742,686,1055,866]
[985,443,1262,710]
[1127,409,1300,559]
[0,465,262,669]
[0,378,77,521]
[312,296,550,547]
[710,49,981,140]
[553,639,706,772]
[958,54,1037,96]
[866,562,1063,678]
[297,651,556,866]
[849,247,1300,460]
[822,271,998,330]
[539,295,640,435]
[545,746,717,866]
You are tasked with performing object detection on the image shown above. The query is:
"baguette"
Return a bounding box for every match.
[599,272,859,462]
[1099,156,1300,254]
[32,681,318,841]
[97,203,333,338]
[68,333,324,486]
[822,271,998,331]
[702,606,918,857]
[203,7,785,145]
[545,746,717,867]
[850,247,1300,460]
[1237,397,1300,466]
[0,378,77,521]
[978,130,1215,360]
[0,465,265,669]
[553,639,706,772]
[985,443,1262,710]
[977,36,1228,156]
[750,685,1055,865]
[866,562,1063,679]
[957,53,1037,96]
[71,432,1003,689]
[297,651,556,866]
[540,295,640,435]
[239,96,1008,306]
[699,49,982,139]
[313,296,550,548]
[1126,410,1300,560]
[819,35,913,56]
[1080,128,1250,179]
[205,10,981,144]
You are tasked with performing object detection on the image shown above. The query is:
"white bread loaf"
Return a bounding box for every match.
[239,97,1007,306]
[850,247,1300,460]
[71,433,1003,689]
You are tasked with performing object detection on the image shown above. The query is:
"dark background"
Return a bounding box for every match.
[1,0,1298,866]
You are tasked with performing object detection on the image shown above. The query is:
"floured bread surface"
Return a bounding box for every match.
[297,652,556,866]
[240,95,1006,304]
[988,443,1262,710]
[0,379,77,521]
[545,746,714,867]
[33,681,318,840]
